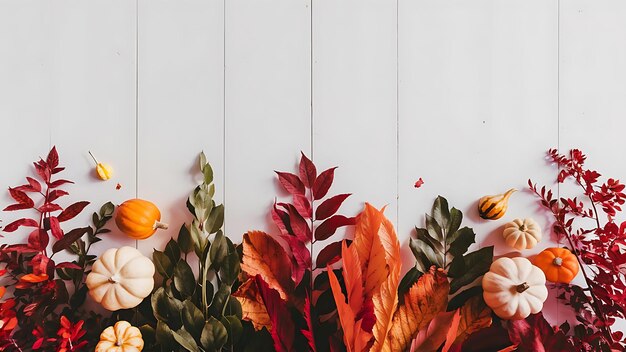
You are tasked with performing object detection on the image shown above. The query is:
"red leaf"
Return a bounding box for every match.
[315,215,355,241]
[33,161,50,183]
[313,167,337,200]
[4,244,40,254]
[48,216,63,240]
[275,171,305,196]
[255,275,295,352]
[52,227,90,254]
[28,229,49,250]
[293,194,312,219]
[285,203,312,243]
[299,152,317,188]
[48,179,74,188]
[3,218,38,232]
[301,296,317,352]
[315,240,351,268]
[47,146,59,169]
[38,203,63,213]
[31,253,50,276]
[57,201,89,222]
[47,189,69,202]
[22,177,42,193]
[55,262,82,270]
[414,178,424,188]
[281,235,311,286]
[315,193,351,221]
[3,203,32,211]
[51,167,65,174]
[8,188,34,206]
[507,313,569,352]
[271,201,292,237]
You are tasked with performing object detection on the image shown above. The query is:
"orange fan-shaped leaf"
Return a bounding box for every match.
[232,278,271,331]
[240,231,294,300]
[453,296,492,345]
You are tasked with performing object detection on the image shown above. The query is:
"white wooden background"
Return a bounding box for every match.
[1,0,625,331]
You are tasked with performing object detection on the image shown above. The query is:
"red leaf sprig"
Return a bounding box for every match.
[530,149,626,351]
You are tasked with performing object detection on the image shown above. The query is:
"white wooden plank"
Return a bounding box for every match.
[137,0,224,254]
[560,0,626,332]
[47,1,138,255]
[312,0,398,239]
[398,0,558,319]
[0,2,53,245]
[224,0,311,242]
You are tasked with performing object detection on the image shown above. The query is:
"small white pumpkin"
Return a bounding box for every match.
[502,218,542,250]
[86,246,155,311]
[482,257,548,320]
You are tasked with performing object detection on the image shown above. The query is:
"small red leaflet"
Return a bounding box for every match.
[414,178,424,188]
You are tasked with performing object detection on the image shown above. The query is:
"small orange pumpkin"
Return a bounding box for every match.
[115,199,168,239]
[534,247,579,284]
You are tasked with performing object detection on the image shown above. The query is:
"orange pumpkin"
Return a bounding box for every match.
[533,247,579,284]
[115,199,168,239]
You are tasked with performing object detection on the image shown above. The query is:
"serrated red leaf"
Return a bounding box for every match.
[299,152,317,188]
[285,203,312,243]
[38,203,63,213]
[315,193,351,221]
[28,229,49,250]
[255,275,295,352]
[3,203,32,211]
[293,194,312,219]
[8,188,34,206]
[276,171,305,196]
[316,240,351,268]
[315,215,355,241]
[47,189,69,202]
[33,161,50,183]
[3,218,38,232]
[48,216,63,240]
[57,201,89,222]
[26,177,42,192]
[272,201,292,237]
[48,179,74,188]
[281,235,311,286]
[55,262,81,270]
[313,167,337,200]
[47,146,59,169]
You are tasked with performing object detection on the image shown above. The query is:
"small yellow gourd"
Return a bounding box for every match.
[96,321,144,352]
[478,188,516,220]
[502,218,542,250]
[89,151,114,180]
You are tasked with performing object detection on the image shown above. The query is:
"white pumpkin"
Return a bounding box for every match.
[502,218,542,250]
[86,246,155,311]
[482,257,548,320]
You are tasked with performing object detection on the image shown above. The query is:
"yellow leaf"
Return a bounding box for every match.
[240,231,294,300]
[232,278,271,331]
[387,267,450,352]
[454,295,493,345]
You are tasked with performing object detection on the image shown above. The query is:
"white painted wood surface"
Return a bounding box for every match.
[1,0,625,332]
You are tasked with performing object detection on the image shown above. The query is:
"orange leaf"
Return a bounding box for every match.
[341,240,364,314]
[328,266,356,351]
[352,203,388,299]
[409,309,461,352]
[453,296,493,345]
[20,273,48,283]
[240,231,294,300]
[0,287,5,299]
[232,278,271,331]
[387,267,450,352]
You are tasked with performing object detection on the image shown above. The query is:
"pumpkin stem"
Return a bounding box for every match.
[154,221,169,230]
[516,282,530,293]
[553,257,563,266]
[108,275,120,284]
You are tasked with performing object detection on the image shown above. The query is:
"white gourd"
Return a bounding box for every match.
[502,218,542,250]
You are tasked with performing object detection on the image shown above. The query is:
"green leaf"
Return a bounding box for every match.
[209,230,228,270]
[432,196,450,231]
[410,237,441,270]
[153,250,173,278]
[448,246,494,294]
[99,201,115,218]
[218,238,241,286]
[415,227,444,254]
[199,151,207,171]
[156,320,176,348]
[209,284,232,318]
[190,220,206,258]
[447,207,463,238]
[173,328,201,352]
[182,299,205,339]
[203,162,214,185]
[425,214,443,242]
[398,266,423,304]
[174,260,196,298]
[139,324,156,347]
[165,238,181,264]
[178,224,193,254]
[152,288,184,328]
[200,317,228,351]
[447,286,483,311]
[224,295,243,319]
[220,315,243,346]
[447,227,476,257]
[206,204,224,234]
